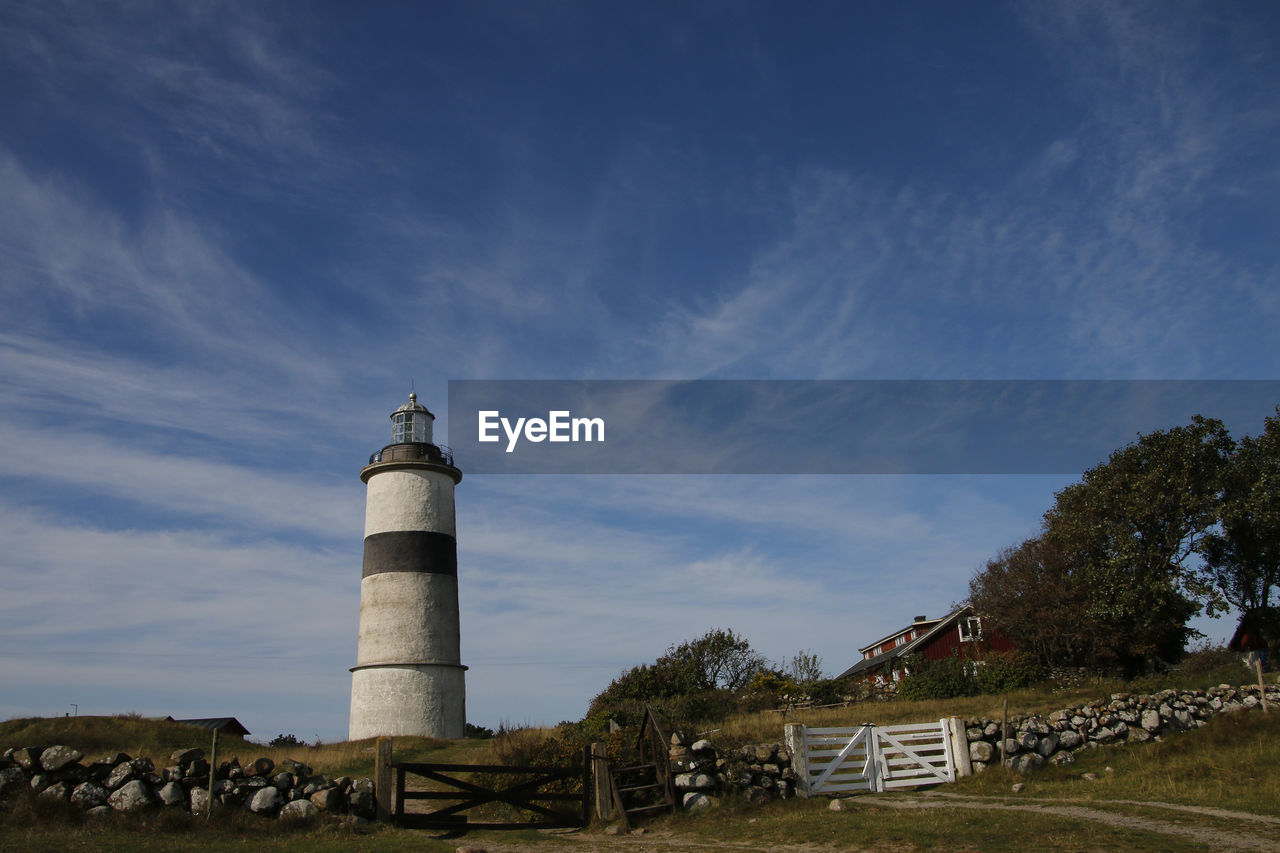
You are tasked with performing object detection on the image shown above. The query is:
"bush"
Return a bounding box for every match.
[897,655,977,701]
[972,651,1042,694]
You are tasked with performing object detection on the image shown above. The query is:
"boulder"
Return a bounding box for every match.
[1048,750,1076,766]
[1008,753,1045,775]
[251,757,275,777]
[248,786,283,814]
[280,798,319,820]
[30,773,53,793]
[40,745,83,773]
[106,762,136,791]
[683,792,717,810]
[691,739,713,753]
[12,747,42,771]
[969,740,994,763]
[1140,710,1161,731]
[157,781,187,807]
[1035,733,1059,757]
[272,772,295,791]
[309,787,344,812]
[70,781,110,809]
[38,781,71,802]
[109,779,158,812]
[1057,730,1084,750]
[170,748,204,766]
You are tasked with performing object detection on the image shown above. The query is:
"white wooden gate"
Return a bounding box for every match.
[785,718,965,796]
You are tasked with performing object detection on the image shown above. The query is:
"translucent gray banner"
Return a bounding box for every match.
[445,380,1280,475]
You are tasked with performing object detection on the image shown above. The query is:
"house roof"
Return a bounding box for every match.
[856,617,944,656]
[167,717,250,736]
[836,605,971,680]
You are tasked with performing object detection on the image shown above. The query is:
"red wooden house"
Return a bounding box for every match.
[835,605,1013,684]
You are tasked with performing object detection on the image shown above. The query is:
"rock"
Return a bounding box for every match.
[1048,750,1076,766]
[1173,709,1194,729]
[1093,726,1117,744]
[1036,733,1059,757]
[1008,753,1045,775]
[272,772,295,790]
[1081,772,1099,781]
[1001,738,1021,755]
[279,759,312,779]
[691,739,713,752]
[1017,732,1038,751]
[40,745,83,772]
[972,761,988,773]
[30,773,53,793]
[682,792,717,810]
[351,777,375,794]
[309,787,344,811]
[157,781,186,807]
[86,805,112,817]
[106,762,136,791]
[248,786,283,814]
[744,785,771,805]
[170,748,204,766]
[829,798,854,811]
[251,757,275,777]
[71,781,110,809]
[185,759,210,780]
[969,741,994,763]
[1023,717,1051,735]
[39,781,71,802]
[280,799,319,820]
[1011,783,1025,793]
[1141,710,1161,731]
[12,747,43,771]
[349,789,376,819]
[1127,728,1152,744]
[1057,730,1084,750]
[109,779,158,812]
[191,788,218,815]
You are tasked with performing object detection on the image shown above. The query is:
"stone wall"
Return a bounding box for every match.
[667,730,796,810]
[661,680,1278,811]
[962,682,1279,774]
[0,744,376,820]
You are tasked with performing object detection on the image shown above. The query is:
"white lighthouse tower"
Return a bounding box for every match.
[349,393,466,740]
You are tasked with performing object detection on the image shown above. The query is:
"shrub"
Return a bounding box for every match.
[897,655,977,701]
[972,651,1042,694]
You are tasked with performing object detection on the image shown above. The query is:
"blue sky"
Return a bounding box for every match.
[1,1,1278,741]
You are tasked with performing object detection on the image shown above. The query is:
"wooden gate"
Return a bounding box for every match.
[392,749,590,830]
[786,718,962,796]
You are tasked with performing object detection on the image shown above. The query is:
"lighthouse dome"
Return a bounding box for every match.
[390,392,434,444]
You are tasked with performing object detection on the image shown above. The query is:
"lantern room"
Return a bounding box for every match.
[391,392,434,445]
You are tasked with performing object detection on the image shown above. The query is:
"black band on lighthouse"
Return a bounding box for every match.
[362,530,458,578]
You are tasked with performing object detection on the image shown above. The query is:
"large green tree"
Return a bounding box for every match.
[1040,415,1233,668]
[1197,407,1280,617]
[968,535,1100,668]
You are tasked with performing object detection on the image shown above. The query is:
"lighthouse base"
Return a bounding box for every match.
[348,663,466,740]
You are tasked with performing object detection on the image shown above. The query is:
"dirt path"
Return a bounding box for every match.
[848,791,1279,852]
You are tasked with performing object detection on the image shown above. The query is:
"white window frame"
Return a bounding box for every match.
[959,616,983,642]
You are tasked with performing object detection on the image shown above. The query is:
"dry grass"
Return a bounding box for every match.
[707,667,1276,749]
[0,716,479,778]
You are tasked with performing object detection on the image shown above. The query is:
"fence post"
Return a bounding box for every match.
[784,724,809,798]
[947,717,971,779]
[375,737,392,823]
[590,741,613,821]
[865,724,880,793]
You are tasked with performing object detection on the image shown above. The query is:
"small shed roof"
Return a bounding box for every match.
[168,717,250,736]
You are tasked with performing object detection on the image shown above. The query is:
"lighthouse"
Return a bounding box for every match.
[349,393,466,740]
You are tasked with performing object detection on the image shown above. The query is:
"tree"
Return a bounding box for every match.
[1197,407,1280,616]
[1039,415,1232,669]
[785,650,824,686]
[968,535,1099,668]
[588,628,766,715]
